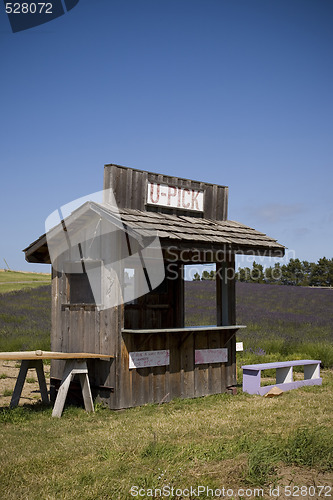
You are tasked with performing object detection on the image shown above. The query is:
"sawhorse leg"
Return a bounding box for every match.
[52,360,94,418]
[10,359,49,408]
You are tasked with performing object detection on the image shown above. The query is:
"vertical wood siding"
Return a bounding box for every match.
[50,164,236,408]
[104,164,228,220]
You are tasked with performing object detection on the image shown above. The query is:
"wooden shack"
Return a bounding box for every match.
[24,164,285,409]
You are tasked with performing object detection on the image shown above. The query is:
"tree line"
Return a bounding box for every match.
[192,257,333,287]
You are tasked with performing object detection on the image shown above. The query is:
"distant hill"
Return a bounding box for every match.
[0,270,51,294]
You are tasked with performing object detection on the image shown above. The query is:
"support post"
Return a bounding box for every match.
[216,261,229,326]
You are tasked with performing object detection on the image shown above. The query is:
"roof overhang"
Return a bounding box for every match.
[23,205,285,264]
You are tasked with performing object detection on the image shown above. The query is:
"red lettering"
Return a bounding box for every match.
[167,186,177,205]
[150,183,160,204]
[191,190,200,210]
[182,188,191,209]
[177,187,182,208]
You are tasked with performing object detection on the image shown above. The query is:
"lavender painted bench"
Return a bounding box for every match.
[242,360,322,396]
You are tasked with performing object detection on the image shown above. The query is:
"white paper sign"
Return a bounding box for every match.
[195,348,228,365]
[147,182,204,212]
[129,350,170,369]
[236,342,244,352]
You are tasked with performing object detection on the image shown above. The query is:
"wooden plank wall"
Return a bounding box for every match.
[49,217,123,405]
[104,164,229,221]
[49,165,236,408]
[114,255,237,409]
[51,253,237,408]
[117,329,235,408]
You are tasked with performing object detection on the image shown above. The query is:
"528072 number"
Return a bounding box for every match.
[5,3,53,14]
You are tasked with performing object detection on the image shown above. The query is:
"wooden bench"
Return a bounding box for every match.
[241,359,322,396]
[0,351,112,417]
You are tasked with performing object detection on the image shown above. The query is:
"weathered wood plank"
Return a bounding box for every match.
[180,332,194,399]
[207,329,222,395]
[194,331,209,397]
[122,325,245,334]
[168,328,181,400]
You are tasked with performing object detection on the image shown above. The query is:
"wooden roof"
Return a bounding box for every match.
[118,208,285,256]
[24,202,285,263]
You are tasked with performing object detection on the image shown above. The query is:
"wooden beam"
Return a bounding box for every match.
[0,351,113,360]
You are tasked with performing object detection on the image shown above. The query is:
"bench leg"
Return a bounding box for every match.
[34,360,49,404]
[276,366,293,384]
[242,368,261,394]
[52,360,94,418]
[10,360,49,408]
[52,360,76,418]
[79,373,94,413]
[304,363,320,380]
[10,360,29,408]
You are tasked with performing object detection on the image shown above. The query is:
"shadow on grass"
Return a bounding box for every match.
[0,401,105,423]
[0,401,53,423]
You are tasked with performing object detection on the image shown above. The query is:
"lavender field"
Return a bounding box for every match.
[0,285,51,352]
[0,281,332,367]
[185,281,333,367]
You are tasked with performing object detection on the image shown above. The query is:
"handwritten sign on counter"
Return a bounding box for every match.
[129,350,170,369]
[195,348,228,365]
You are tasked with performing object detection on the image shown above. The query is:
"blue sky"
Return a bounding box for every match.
[0,0,332,273]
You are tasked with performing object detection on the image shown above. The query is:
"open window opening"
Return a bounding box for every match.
[124,267,136,304]
[184,264,217,327]
[67,272,96,304]
[65,260,102,305]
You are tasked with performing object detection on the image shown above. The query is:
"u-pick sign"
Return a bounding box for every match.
[147,182,204,212]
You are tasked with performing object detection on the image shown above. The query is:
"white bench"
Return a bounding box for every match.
[242,359,322,396]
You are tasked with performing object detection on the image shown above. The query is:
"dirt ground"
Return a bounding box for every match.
[0,359,51,407]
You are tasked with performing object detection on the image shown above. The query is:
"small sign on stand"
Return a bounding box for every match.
[236,342,243,352]
[236,342,244,381]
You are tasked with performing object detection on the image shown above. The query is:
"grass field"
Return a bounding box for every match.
[0,285,51,352]
[0,375,332,499]
[0,270,50,294]
[0,278,332,499]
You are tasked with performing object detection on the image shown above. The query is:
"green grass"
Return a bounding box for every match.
[0,373,332,499]
[236,339,333,371]
[2,388,13,397]
[0,279,332,498]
